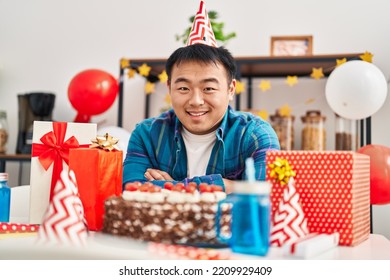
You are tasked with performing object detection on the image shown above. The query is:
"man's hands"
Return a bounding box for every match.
[222,178,234,194]
[144,168,174,181]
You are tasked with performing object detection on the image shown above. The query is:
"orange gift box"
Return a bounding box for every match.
[69,148,123,231]
[266,151,370,246]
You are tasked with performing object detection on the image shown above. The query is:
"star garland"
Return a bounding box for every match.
[120,51,373,115]
[235,80,245,94]
[145,82,155,94]
[259,80,271,92]
[286,75,298,86]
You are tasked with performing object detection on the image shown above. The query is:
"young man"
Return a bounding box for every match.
[123,43,280,193]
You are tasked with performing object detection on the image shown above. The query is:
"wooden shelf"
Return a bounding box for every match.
[234,53,363,77]
[0,154,31,173]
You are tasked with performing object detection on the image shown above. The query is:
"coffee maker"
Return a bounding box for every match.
[16,92,56,154]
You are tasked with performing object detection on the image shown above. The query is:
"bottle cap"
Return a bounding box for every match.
[232,181,271,195]
[0,173,8,181]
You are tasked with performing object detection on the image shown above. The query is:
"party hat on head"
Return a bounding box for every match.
[186,1,218,47]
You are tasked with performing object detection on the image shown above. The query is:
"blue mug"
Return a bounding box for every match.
[216,181,271,256]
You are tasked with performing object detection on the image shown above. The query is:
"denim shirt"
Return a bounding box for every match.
[123,106,280,190]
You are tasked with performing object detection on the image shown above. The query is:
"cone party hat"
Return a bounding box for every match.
[270,178,309,247]
[37,169,88,246]
[186,1,218,47]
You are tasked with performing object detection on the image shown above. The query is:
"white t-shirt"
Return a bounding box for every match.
[181,127,217,178]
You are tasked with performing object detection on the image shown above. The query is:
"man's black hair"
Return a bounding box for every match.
[165,44,237,84]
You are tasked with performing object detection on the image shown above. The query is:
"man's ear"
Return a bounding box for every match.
[228,79,236,101]
[167,80,171,93]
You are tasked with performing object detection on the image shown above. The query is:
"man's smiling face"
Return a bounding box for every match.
[168,60,235,135]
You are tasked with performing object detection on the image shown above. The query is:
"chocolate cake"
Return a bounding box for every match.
[102,182,231,244]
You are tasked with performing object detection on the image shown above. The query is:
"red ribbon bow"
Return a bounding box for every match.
[32,122,88,200]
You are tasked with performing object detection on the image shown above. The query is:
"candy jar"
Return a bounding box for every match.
[335,114,357,150]
[301,110,326,150]
[0,111,9,154]
[270,110,295,150]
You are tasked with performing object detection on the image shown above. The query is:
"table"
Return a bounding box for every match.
[0,233,389,260]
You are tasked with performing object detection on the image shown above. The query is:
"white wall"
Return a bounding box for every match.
[1,0,389,238]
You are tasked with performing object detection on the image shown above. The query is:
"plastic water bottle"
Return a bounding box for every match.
[0,173,11,222]
[216,158,271,256]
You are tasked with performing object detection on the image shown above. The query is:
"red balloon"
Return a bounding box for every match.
[68,69,118,122]
[357,144,390,205]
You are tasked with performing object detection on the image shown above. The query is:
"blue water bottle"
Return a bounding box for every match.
[216,158,271,256]
[0,172,11,222]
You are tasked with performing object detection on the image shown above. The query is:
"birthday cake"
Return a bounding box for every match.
[102,182,231,244]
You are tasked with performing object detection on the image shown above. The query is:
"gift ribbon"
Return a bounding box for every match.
[32,122,89,200]
[90,133,120,151]
[268,157,296,185]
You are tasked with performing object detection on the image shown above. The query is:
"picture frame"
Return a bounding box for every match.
[270,35,313,56]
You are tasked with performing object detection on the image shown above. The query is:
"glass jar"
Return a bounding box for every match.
[0,111,9,154]
[335,114,357,150]
[301,110,326,150]
[0,173,11,222]
[270,110,295,150]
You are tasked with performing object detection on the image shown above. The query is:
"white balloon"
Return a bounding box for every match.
[97,126,131,161]
[325,60,388,120]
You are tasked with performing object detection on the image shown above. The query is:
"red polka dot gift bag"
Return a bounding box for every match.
[266,151,370,246]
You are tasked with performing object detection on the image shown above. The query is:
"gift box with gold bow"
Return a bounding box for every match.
[29,121,97,224]
[266,151,370,246]
[68,133,123,231]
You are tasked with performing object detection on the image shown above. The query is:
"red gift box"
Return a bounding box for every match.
[266,151,370,246]
[69,148,123,231]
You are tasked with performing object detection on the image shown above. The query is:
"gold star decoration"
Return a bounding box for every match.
[138,63,151,77]
[145,81,155,94]
[305,98,315,105]
[90,133,120,151]
[257,109,269,121]
[259,80,271,92]
[278,104,292,117]
[120,58,130,69]
[127,68,136,79]
[235,80,245,94]
[336,58,347,67]
[360,51,373,63]
[164,93,171,105]
[158,70,168,83]
[310,67,324,80]
[286,75,298,87]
